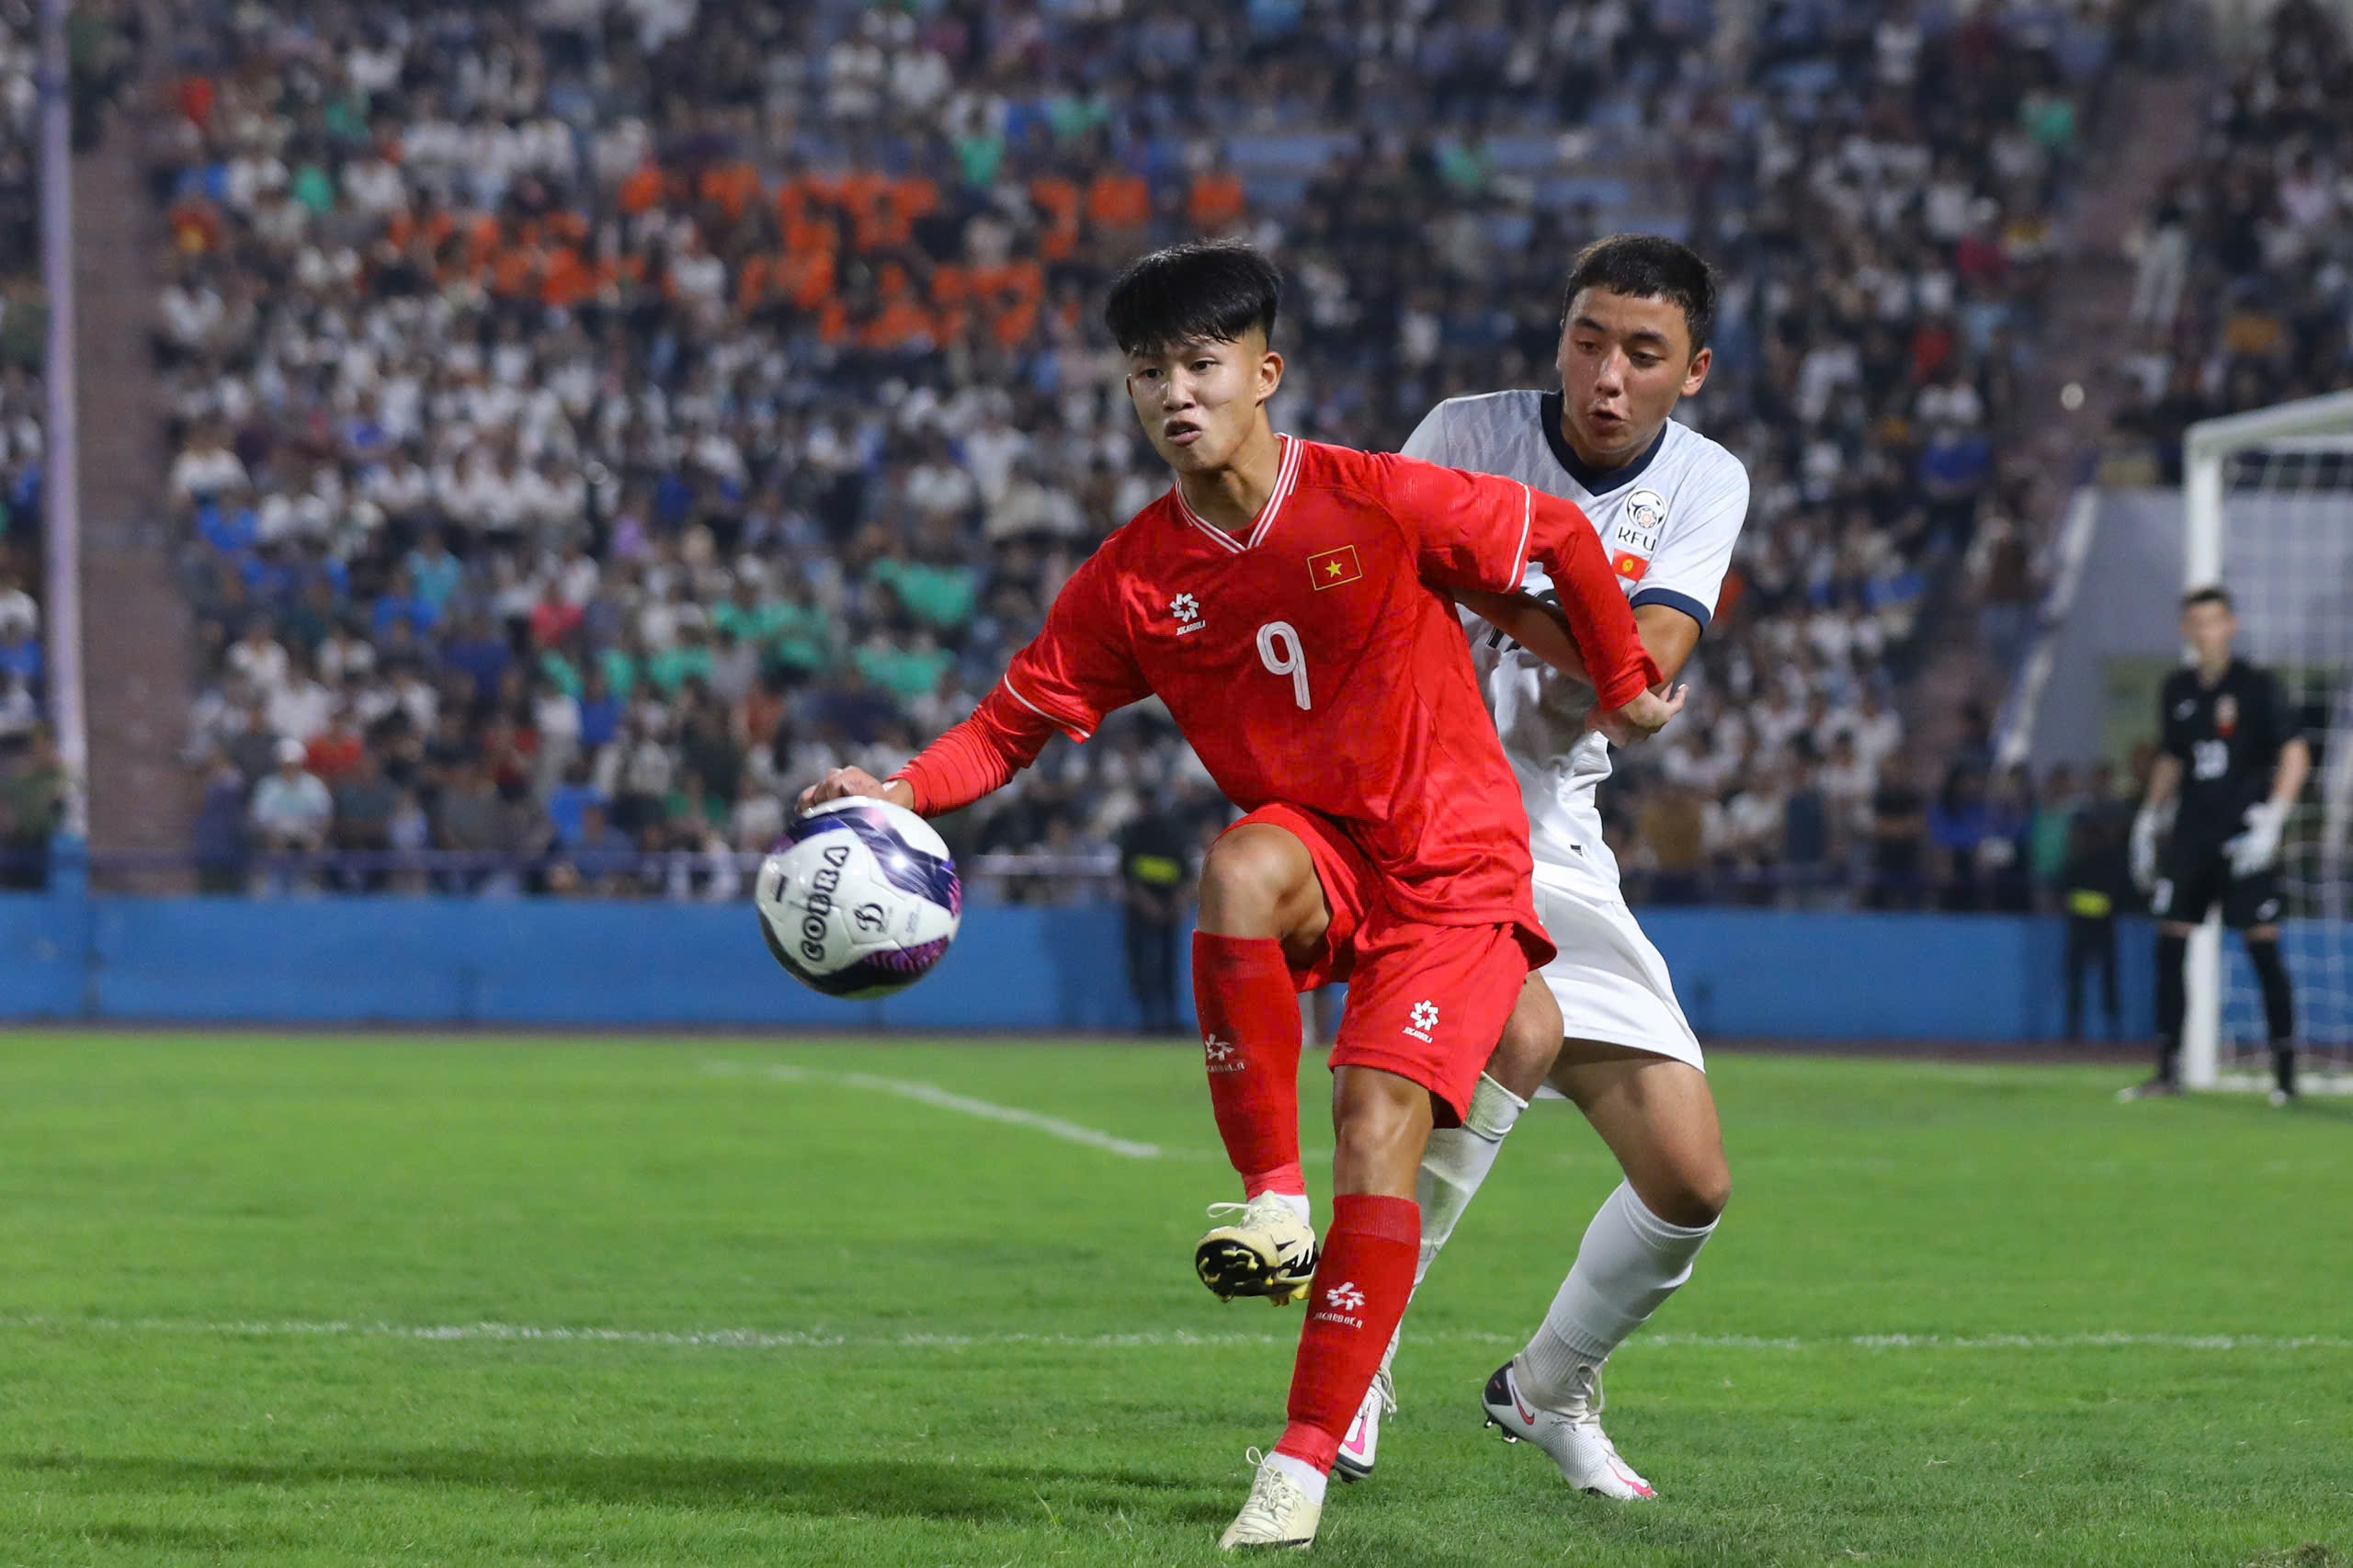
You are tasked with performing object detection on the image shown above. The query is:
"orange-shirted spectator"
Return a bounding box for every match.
[855,174,938,253]
[929,264,972,343]
[619,158,668,215]
[832,168,904,252]
[816,296,853,346]
[735,253,775,313]
[972,257,1045,348]
[779,174,835,253]
[699,160,763,223]
[490,221,544,299]
[779,246,837,312]
[1030,174,1081,262]
[862,292,938,352]
[1188,163,1247,232]
[168,199,223,256]
[1086,164,1152,234]
[542,245,599,310]
[387,206,458,255]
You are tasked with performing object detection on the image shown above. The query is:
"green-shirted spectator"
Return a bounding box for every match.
[646,625,717,697]
[710,580,790,647]
[2028,763,2078,897]
[292,163,335,215]
[769,597,834,675]
[713,579,835,677]
[599,640,642,699]
[869,553,977,633]
[854,634,955,707]
[540,647,583,699]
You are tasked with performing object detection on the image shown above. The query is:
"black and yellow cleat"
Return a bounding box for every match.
[1195,1195,1319,1304]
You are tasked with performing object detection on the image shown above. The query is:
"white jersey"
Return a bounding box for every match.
[1403,390,1750,886]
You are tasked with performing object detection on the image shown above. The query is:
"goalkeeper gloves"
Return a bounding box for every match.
[2226,800,2288,878]
[2130,802,2170,892]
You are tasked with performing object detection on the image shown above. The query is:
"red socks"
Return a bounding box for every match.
[1195,936,1422,1474]
[1276,1193,1421,1471]
[1192,932,1305,1199]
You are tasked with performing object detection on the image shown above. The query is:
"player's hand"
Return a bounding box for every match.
[796,767,915,815]
[2225,800,2287,877]
[1586,684,1687,746]
[2129,806,2164,892]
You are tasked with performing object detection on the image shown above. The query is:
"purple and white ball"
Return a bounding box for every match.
[754,797,962,999]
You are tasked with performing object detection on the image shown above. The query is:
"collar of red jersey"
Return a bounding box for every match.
[1169,433,1303,554]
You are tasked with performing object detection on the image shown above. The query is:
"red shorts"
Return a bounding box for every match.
[1222,804,1546,1125]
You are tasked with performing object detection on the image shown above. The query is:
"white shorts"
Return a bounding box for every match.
[1530,868,1704,1077]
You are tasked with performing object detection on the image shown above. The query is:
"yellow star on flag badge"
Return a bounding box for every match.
[1308,545,1362,590]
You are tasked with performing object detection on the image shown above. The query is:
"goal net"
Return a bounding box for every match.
[2181,391,2353,1093]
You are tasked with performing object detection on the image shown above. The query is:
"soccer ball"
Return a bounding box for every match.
[755,797,962,998]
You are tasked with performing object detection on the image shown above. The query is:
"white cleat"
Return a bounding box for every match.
[1481,1356,1657,1501]
[1219,1450,1323,1551]
[1197,1195,1319,1305]
[1333,1365,1395,1483]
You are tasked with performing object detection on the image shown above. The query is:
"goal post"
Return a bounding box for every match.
[2178,391,2353,1093]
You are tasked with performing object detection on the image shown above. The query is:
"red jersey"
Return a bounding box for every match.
[901,437,1660,931]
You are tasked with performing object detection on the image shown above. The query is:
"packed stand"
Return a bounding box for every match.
[2111,0,2353,480]
[155,0,2110,903]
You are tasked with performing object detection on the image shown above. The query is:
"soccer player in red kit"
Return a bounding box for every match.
[803,242,1680,1550]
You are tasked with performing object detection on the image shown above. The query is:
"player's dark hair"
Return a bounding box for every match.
[2181,585,2234,612]
[1559,234,1716,356]
[1103,242,1280,357]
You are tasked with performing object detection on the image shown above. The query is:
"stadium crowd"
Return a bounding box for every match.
[2112,0,2353,476]
[151,0,2119,904]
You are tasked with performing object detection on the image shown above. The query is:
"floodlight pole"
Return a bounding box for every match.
[38,0,88,836]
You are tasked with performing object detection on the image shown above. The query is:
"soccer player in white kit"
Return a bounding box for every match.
[1333,235,1749,1500]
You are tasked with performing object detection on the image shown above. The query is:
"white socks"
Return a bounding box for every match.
[1518,1179,1717,1405]
[1269,1192,1311,1227]
[1266,1450,1328,1503]
[1413,1073,1529,1285]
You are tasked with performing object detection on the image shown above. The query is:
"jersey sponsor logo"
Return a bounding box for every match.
[2174,699,2198,720]
[1308,544,1363,590]
[1404,998,1438,1042]
[1170,591,1204,636]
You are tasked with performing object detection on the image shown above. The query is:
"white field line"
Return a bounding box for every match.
[700,1059,1197,1161]
[4,1315,2347,1355]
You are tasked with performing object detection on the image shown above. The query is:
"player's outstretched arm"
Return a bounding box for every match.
[799,555,1145,821]
[800,766,914,812]
[1516,492,1687,741]
[1454,585,1590,682]
[1453,592,1703,747]
[1385,453,1665,717]
[798,687,1060,819]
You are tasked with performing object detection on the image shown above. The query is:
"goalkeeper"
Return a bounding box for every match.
[2123,586,2313,1103]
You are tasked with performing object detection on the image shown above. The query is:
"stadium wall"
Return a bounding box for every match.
[0,853,2159,1040]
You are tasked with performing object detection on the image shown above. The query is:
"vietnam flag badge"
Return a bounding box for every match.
[1308,544,1363,590]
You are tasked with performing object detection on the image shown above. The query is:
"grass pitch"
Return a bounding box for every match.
[1,1032,2347,1568]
